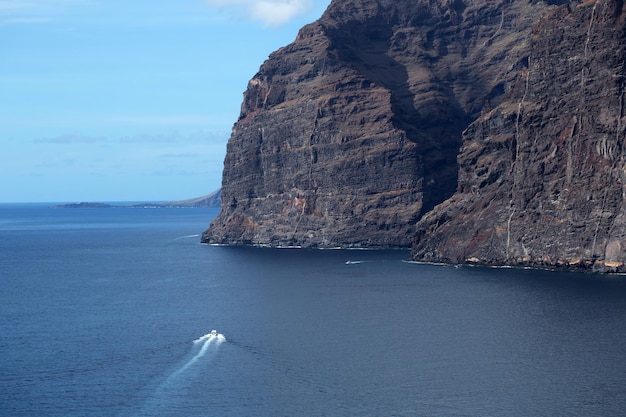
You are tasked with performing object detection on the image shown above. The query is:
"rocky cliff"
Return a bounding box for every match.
[203,0,626,271]
[412,0,626,272]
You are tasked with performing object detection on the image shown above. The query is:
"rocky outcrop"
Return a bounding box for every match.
[412,0,626,272]
[203,0,554,248]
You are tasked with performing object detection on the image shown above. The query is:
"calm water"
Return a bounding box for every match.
[1,204,626,416]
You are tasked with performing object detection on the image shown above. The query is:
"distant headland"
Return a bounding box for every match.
[53,189,221,209]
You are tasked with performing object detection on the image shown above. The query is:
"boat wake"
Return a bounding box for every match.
[174,234,200,240]
[171,330,226,378]
[133,330,225,416]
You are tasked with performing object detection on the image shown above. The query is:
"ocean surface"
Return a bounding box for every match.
[1,203,626,416]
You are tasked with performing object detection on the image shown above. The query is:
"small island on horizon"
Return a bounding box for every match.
[53,189,221,209]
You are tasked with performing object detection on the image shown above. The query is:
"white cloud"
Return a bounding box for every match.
[206,0,313,26]
[0,0,86,14]
[0,1,40,12]
[0,0,91,25]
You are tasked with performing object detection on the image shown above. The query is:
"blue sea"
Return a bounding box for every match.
[2,203,626,416]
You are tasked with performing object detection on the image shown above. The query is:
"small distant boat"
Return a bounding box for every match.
[193,329,225,344]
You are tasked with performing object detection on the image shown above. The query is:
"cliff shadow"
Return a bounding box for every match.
[323,17,463,217]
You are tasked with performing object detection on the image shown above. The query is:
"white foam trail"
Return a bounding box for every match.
[175,234,200,240]
[192,333,212,344]
[171,331,226,378]
[171,337,213,377]
[135,331,226,416]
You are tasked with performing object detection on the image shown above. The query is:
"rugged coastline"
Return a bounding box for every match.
[204,0,626,272]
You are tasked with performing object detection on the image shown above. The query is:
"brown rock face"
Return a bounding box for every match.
[205,0,626,271]
[203,0,552,248]
[412,0,626,271]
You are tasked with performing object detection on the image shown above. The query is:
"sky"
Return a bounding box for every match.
[0,0,331,202]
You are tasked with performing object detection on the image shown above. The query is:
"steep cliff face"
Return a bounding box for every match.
[412,0,626,271]
[203,0,552,248]
[205,0,626,271]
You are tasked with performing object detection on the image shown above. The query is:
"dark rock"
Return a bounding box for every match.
[203,0,552,248]
[205,0,626,272]
[412,0,626,272]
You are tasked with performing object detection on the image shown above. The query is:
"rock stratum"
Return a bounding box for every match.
[203,0,626,272]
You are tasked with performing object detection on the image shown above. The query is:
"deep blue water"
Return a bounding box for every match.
[1,204,626,416]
